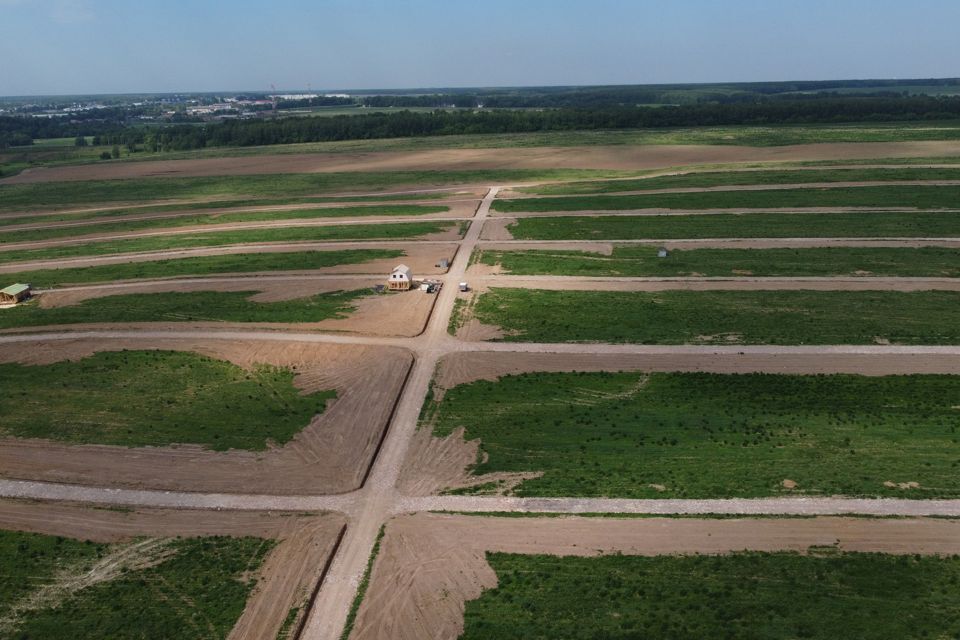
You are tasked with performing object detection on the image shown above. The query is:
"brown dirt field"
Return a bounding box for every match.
[9,142,960,184]
[0,242,459,275]
[349,513,960,640]
[0,338,412,495]
[0,498,345,640]
[25,277,436,338]
[479,218,514,240]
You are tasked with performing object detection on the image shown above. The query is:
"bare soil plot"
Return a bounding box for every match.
[0,498,345,640]
[0,338,412,495]
[9,141,960,183]
[18,276,435,337]
[399,351,960,496]
[348,513,960,640]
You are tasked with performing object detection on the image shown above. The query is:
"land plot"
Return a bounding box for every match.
[458,288,960,344]
[0,338,411,494]
[5,277,435,336]
[0,499,345,640]
[0,203,459,244]
[400,351,960,496]
[493,185,960,212]
[486,212,960,241]
[0,243,457,283]
[9,140,960,189]
[347,513,960,640]
[417,369,960,498]
[0,220,462,265]
[472,246,960,277]
[517,166,960,195]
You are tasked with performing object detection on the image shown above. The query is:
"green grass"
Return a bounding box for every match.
[0,350,335,450]
[0,288,367,331]
[8,249,404,288]
[504,211,960,240]
[522,167,960,195]
[475,246,960,277]
[428,371,960,498]
[469,288,960,345]
[0,204,451,243]
[463,551,960,639]
[0,221,454,265]
[494,185,960,212]
[0,169,630,212]
[4,531,273,640]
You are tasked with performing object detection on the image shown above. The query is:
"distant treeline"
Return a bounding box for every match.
[88,96,960,151]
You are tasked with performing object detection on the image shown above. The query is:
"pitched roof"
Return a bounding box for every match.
[392,264,411,276]
[0,283,30,296]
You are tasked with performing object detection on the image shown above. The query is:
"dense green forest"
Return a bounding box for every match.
[91,96,960,151]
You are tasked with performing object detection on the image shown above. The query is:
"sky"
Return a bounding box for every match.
[2,0,960,96]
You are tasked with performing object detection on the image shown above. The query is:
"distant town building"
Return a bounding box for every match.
[388,265,412,291]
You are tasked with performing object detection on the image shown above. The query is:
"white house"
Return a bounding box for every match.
[388,264,412,291]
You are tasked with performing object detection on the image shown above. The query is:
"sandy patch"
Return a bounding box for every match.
[0,499,345,640]
[0,338,412,494]
[478,218,515,241]
[348,513,960,640]
[9,141,960,184]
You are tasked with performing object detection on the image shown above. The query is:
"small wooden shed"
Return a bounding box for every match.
[388,264,412,291]
[0,283,31,305]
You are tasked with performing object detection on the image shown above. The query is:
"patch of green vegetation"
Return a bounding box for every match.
[463,551,960,639]
[0,221,454,265]
[495,185,960,212]
[276,605,301,640]
[0,205,451,243]
[0,350,335,450]
[0,169,629,212]
[522,167,960,195]
[339,525,386,640]
[0,288,366,331]
[11,535,273,640]
[10,249,403,288]
[476,246,960,277]
[504,211,960,240]
[470,288,960,345]
[428,371,960,498]
[0,529,106,625]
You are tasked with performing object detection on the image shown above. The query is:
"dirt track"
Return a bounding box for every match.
[349,513,960,640]
[8,141,960,183]
[0,498,346,640]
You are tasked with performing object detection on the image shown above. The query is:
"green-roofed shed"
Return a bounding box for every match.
[0,283,32,305]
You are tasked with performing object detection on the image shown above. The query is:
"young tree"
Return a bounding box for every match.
[111,145,120,159]
[74,135,88,147]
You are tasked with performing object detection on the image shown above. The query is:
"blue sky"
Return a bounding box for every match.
[2,0,959,96]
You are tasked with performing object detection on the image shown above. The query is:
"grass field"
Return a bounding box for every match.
[1,528,272,639]
[428,371,960,498]
[0,221,455,265]
[503,211,960,240]
[494,185,960,212]
[8,249,404,288]
[0,288,367,331]
[468,288,960,345]
[463,551,960,639]
[0,350,334,449]
[521,167,960,195]
[0,204,451,243]
[475,246,960,277]
[0,169,629,212]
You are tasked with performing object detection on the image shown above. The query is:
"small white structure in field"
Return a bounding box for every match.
[388,264,412,291]
[657,247,670,258]
[459,282,469,292]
